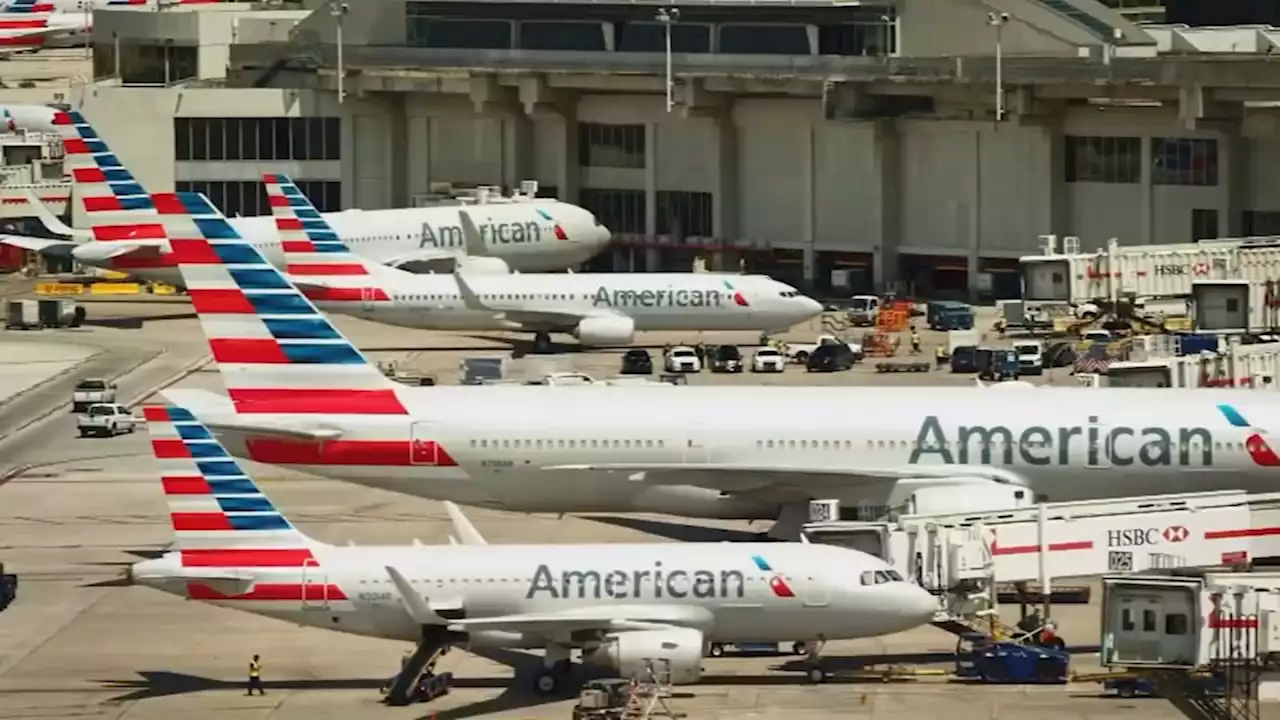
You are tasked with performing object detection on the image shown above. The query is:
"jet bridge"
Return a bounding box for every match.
[801,491,1280,639]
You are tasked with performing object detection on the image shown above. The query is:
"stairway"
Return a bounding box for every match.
[1144,668,1260,720]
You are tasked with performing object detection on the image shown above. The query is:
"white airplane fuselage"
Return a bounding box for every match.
[179,386,1280,520]
[87,201,610,284]
[319,272,822,335]
[0,12,88,48]
[131,542,936,643]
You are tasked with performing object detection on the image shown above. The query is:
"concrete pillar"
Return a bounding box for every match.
[1224,116,1250,237]
[1139,130,1154,244]
[384,93,407,208]
[801,123,816,286]
[644,122,657,238]
[1042,115,1069,238]
[967,128,983,300]
[520,77,579,203]
[873,118,901,293]
[504,114,535,192]
[712,109,738,244]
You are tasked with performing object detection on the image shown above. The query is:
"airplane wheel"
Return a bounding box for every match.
[533,333,552,354]
[709,643,725,658]
[792,642,808,656]
[806,666,826,684]
[533,670,560,697]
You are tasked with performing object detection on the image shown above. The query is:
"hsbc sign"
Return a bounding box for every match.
[1108,526,1191,547]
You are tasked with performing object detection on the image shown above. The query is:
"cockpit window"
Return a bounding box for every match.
[779,291,800,298]
[860,570,904,585]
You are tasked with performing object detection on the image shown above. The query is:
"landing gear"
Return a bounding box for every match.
[533,332,553,354]
[383,628,453,706]
[533,646,573,697]
[802,638,827,684]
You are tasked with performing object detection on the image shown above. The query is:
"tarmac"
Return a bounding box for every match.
[0,300,1182,719]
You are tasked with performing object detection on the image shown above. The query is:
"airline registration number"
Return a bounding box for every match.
[358,591,393,602]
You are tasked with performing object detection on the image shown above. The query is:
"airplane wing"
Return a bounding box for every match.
[539,462,1030,496]
[24,188,87,239]
[443,501,487,546]
[453,269,607,329]
[71,240,168,263]
[0,233,77,252]
[447,604,716,639]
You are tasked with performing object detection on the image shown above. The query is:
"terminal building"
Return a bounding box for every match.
[12,0,1280,298]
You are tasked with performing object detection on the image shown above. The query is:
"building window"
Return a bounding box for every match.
[656,191,713,238]
[617,22,711,53]
[177,180,342,218]
[1192,208,1219,240]
[174,118,341,162]
[580,188,645,234]
[406,17,512,49]
[1242,210,1280,236]
[518,21,606,51]
[817,9,898,56]
[578,123,645,169]
[717,24,811,54]
[1152,137,1218,187]
[1064,136,1141,184]
[118,44,197,86]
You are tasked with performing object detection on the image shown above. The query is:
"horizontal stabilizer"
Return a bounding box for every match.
[0,234,77,253]
[443,501,487,546]
[200,420,345,443]
[72,240,165,263]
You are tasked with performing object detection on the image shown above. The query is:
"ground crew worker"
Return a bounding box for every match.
[934,344,947,368]
[247,654,264,696]
[909,327,921,355]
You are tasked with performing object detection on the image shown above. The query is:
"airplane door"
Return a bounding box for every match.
[361,286,378,312]
[802,577,829,608]
[683,438,711,463]
[410,422,448,466]
[301,558,329,610]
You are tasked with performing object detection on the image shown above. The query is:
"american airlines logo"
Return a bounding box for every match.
[419,218,545,249]
[592,287,734,309]
[526,561,747,600]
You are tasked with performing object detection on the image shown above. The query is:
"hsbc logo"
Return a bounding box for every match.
[1108,526,1191,547]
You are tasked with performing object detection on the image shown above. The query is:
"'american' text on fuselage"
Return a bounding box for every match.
[593,288,726,308]
[526,562,746,600]
[909,415,1215,467]
[420,220,543,248]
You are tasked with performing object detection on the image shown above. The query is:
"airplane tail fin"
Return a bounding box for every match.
[143,403,317,552]
[159,191,408,416]
[2,0,56,13]
[262,172,394,303]
[52,110,156,237]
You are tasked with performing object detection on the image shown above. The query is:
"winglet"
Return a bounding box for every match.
[453,269,494,312]
[443,501,487,546]
[456,209,491,257]
[24,188,86,239]
[385,565,448,625]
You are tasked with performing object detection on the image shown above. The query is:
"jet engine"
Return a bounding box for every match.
[582,628,704,684]
[573,314,635,346]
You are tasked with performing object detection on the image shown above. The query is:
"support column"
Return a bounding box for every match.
[504,114,535,192]
[801,123,816,287]
[1223,114,1250,237]
[644,122,657,238]
[1140,130,1154,244]
[519,76,579,202]
[967,129,983,301]
[712,107,738,247]
[873,119,901,293]
[385,93,408,209]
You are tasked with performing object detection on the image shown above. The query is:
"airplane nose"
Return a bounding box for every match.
[898,585,941,626]
[798,296,823,319]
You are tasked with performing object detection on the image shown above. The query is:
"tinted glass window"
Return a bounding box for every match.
[410,18,512,49]
[223,119,242,161]
[718,24,810,55]
[617,22,711,53]
[716,346,741,359]
[323,118,340,160]
[173,118,191,161]
[189,118,208,161]
[518,21,605,51]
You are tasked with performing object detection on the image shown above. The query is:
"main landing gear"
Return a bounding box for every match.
[533,332,553,354]
[382,627,454,706]
[802,638,828,684]
[533,644,575,697]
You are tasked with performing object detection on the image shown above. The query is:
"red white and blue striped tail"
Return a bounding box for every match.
[164,191,408,416]
[2,0,55,13]
[144,403,311,552]
[263,172,391,304]
[52,110,156,230]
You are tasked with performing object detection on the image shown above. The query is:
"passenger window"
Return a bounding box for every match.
[767,440,774,449]
[1142,609,1157,632]
[568,440,576,448]
[480,440,488,448]
[860,571,875,585]
[1121,608,1135,631]
[1165,613,1189,635]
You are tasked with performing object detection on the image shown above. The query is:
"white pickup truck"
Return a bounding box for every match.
[784,334,863,364]
[77,403,138,438]
[71,378,117,413]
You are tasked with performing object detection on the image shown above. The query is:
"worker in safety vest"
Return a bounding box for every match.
[909,327,921,355]
[247,655,264,696]
[934,345,947,368]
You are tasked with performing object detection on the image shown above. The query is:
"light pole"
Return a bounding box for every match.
[987,12,1009,122]
[656,7,680,113]
[329,0,350,104]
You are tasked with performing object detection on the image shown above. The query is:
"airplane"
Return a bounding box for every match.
[2,0,226,11]
[0,103,59,132]
[122,402,939,702]
[263,174,820,352]
[154,188,1280,541]
[0,110,611,283]
[0,11,89,50]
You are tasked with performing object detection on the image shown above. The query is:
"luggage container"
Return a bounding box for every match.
[35,298,80,328]
[5,299,38,329]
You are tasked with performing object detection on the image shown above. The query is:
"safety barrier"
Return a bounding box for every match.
[35,282,84,296]
[34,282,173,297]
[88,283,141,295]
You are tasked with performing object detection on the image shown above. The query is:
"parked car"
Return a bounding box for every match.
[77,403,138,438]
[806,343,857,372]
[664,346,702,373]
[72,378,116,413]
[710,345,744,373]
[619,349,653,374]
[751,347,786,373]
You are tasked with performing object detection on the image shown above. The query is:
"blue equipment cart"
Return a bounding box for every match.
[954,634,1069,684]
